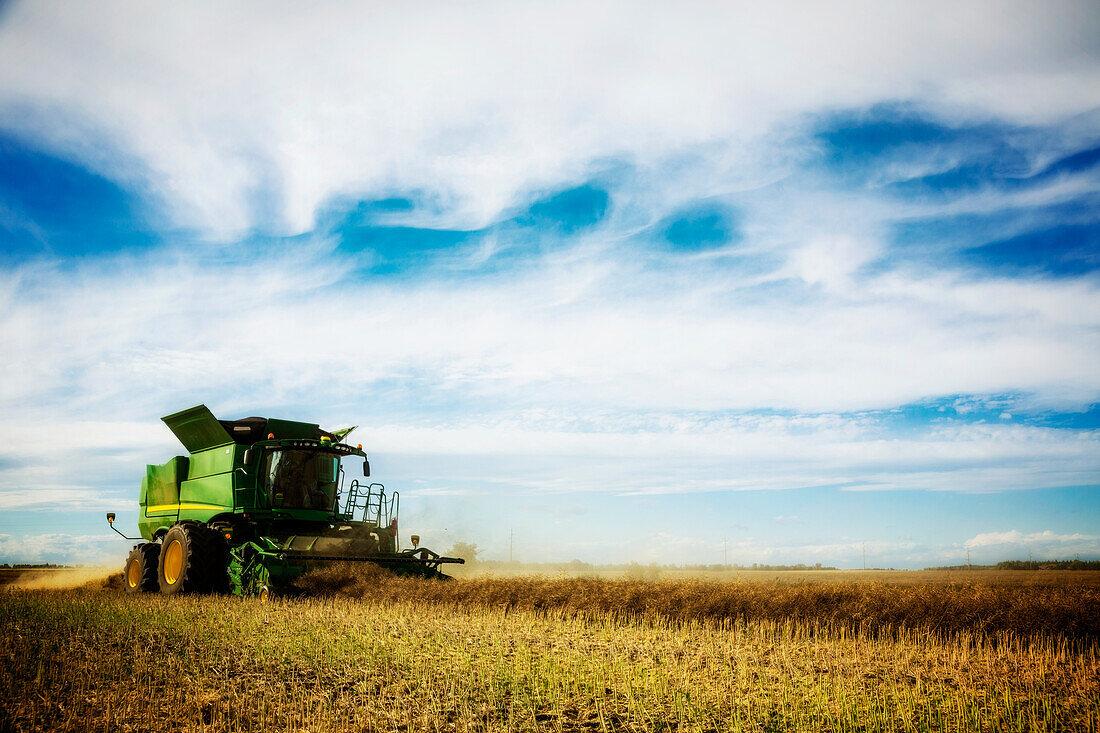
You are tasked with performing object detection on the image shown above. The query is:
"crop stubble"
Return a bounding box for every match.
[1,569,1098,732]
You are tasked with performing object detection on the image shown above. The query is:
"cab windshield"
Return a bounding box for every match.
[260,449,339,511]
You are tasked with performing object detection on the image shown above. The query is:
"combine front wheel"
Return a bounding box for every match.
[124,543,159,593]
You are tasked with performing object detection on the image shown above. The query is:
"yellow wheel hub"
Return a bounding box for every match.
[163,539,184,585]
[126,559,140,588]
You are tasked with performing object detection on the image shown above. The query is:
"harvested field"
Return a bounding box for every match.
[2,572,1098,732]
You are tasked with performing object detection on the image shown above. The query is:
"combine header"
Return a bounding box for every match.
[107,405,462,598]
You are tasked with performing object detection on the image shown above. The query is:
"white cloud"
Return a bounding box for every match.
[782,236,879,292]
[3,245,1098,418]
[0,1,1097,237]
[965,529,1098,550]
[957,530,1100,564]
[0,532,125,566]
[0,489,135,511]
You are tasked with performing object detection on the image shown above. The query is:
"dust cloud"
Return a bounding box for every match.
[2,567,118,590]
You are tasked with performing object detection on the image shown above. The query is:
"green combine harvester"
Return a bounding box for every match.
[107,405,462,598]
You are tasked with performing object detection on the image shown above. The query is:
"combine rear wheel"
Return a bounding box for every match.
[158,522,219,594]
[124,543,159,593]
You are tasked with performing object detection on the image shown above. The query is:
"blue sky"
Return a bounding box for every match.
[0,1,1098,568]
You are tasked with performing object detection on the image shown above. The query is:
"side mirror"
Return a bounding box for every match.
[363,459,370,477]
[243,448,255,466]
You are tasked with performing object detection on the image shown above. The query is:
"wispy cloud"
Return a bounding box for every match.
[0,532,122,565]
[1,1,1098,238]
[6,240,1100,410]
[965,529,1098,552]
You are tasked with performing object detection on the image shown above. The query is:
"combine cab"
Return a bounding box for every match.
[108,405,462,597]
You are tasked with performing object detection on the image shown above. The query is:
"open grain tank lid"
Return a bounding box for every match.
[162,404,330,451]
[162,404,234,452]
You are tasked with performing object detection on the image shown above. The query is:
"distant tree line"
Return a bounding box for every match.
[925,559,1100,571]
[994,559,1100,570]
[0,563,68,569]
[456,555,837,572]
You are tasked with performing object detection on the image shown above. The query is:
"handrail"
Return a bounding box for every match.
[340,480,398,526]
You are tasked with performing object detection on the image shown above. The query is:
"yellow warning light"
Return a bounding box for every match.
[321,436,331,442]
[411,535,420,548]
[267,433,275,439]
[356,444,363,450]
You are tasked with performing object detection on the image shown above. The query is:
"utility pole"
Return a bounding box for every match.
[509,528,514,563]
[967,549,971,570]
[723,538,728,568]
[862,542,867,571]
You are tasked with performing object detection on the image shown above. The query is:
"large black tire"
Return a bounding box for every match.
[123,543,159,593]
[158,522,220,595]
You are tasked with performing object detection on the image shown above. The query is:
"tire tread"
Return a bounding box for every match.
[124,543,160,593]
[159,522,222,594]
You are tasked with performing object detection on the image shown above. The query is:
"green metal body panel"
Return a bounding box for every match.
[162,405,233,452]
[264,418,320,440]
[187,445,238,478]
[141,457,187,506]
[233,483,262,511]
[138,457,188,540]
[180,475,234,508]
